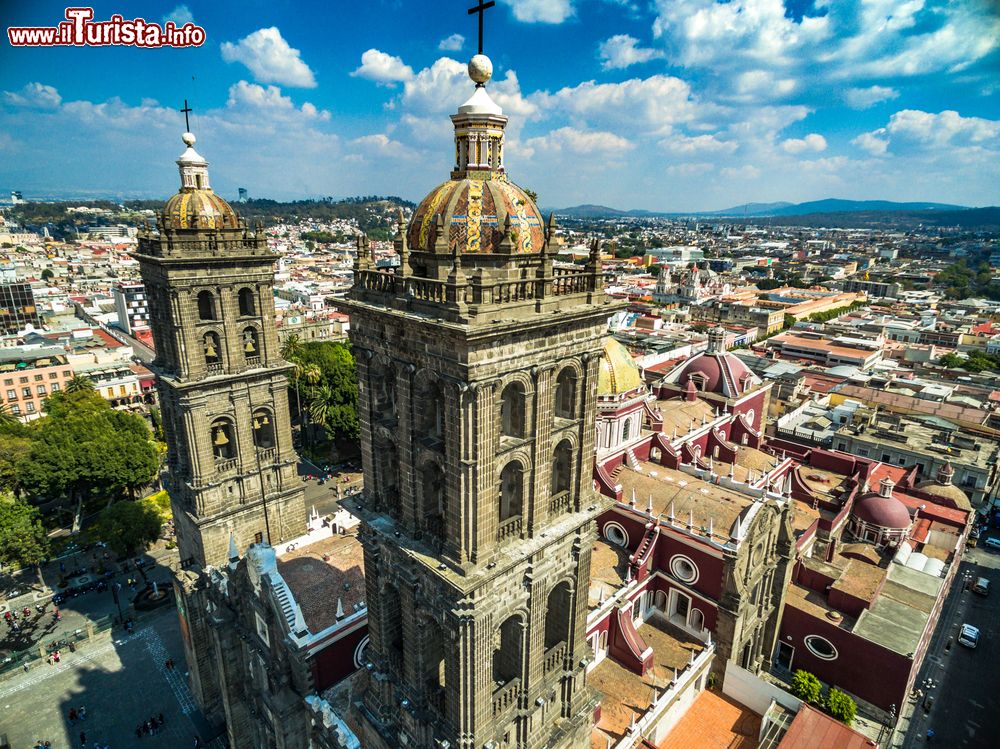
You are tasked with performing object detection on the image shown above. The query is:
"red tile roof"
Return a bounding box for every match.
[778,704,876,749]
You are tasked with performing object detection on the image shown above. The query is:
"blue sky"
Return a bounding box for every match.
[1,0,998,210]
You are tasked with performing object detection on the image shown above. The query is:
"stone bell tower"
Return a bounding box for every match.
[134,128,305,718]
[341,48,621,749]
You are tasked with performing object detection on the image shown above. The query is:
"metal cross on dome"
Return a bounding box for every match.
[468,0,495,56]
[180,99,192,132]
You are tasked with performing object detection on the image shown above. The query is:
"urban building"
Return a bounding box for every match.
[113,281,153,345]
[0,347,73,420]
[0,279,41,333]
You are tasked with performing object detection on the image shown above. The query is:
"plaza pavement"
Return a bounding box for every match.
[0,605,221,749]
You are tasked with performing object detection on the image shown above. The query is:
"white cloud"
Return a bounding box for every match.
[532,74,705,132]
[652,0,999,97]
[501,0,575,24]
[852,131,889,156]
[350,133,414,160]
[220,28,316,88]
[659,133,737,155]
[438,33,465,52]
[162,5,194,26]
[844,85,899,110]
[733,70,797,100]
[598,34,664,70]
[781,133,827,154]
[2,82,61,109]
[720,164,761,180]
[853,109,1000,161]
[351,49,415,86]
[525,126,634,154]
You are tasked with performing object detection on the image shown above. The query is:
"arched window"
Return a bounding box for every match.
[415,378,444,441]
[688,608,705,631]
[422,618,446,699]
[551,440,572,496]
[242,327,259,360]
[377,440,400,518]
[210,418,236,461]
[421,462,446,544]
[544,582,572,650]
[382,584,404,669]
[554,368,576,419]
[499,461,523,522]
[500,382,526,438]
[492,615,524,687]
[203,332,221,366]
[372,368,396,423]
[622,419,631,441]
[197,290,216,321]
[238,287,256,317]
[252,409,275,449]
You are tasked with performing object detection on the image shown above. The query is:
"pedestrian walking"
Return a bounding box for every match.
[79,731,86,747]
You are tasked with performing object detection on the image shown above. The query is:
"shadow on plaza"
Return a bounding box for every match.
[4,550,221,748]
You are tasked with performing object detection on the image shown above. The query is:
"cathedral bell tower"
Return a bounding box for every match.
[342,46,622,749]
[134,128,305,719]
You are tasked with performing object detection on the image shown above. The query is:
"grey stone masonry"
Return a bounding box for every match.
[134,196,305,730]
[342,230,624,749]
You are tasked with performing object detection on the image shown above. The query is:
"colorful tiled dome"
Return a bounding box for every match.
[598,338,644,396]
[163,189,239,230]
[408,177,544,254]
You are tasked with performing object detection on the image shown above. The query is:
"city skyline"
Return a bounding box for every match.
[1,0,998,210]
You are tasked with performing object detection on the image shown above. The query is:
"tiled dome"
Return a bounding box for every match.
[408,177,544,254]
[163,189,239,230]
[598,338,644,396]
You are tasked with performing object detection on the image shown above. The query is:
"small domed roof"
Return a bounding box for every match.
[853,493,911,529]
[163,189,239,230]
[407,178,544,254]
[598,338,644,396]
[161,131,240,231]
[914,480,971,511]
[661,326,761,398]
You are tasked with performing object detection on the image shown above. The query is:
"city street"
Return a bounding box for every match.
[898,540,1000,748]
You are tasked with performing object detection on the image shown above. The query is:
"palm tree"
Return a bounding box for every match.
[0,402,19,427]
[308,384,333,429]
[65,374,94,393]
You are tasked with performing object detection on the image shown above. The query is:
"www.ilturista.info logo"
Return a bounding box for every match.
[7,7,206,47]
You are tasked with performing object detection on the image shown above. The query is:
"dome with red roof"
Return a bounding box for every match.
[853,478,911,530]
[661,327,760,398]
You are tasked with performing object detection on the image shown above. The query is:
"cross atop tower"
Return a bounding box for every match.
[180,99,193,132]
[467,0,495,55]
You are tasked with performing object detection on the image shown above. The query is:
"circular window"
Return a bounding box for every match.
[353,635,370,668]
[603,521,629,548]
[669,554,699,584]
[804,635,838,661]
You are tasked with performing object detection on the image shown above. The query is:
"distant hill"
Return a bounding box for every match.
[740,206,1000,230]
[551,198,970,219]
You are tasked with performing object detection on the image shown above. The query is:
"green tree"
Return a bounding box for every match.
[0,434,32,494]
[790,669,822,704]
[18,389,159,508]
[0,494,50,585]
[65,374,94,394]
[95,497,163,557]
[783,313,797,330]
[41,268,54,282]
[295,341,359,443]
[824,687,857,725]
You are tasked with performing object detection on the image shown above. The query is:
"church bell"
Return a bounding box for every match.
[213,426,230,446]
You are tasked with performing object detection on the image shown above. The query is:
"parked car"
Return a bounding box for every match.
[958,623,980,648]
[983,536,1000,551]
[972,577,991,596]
